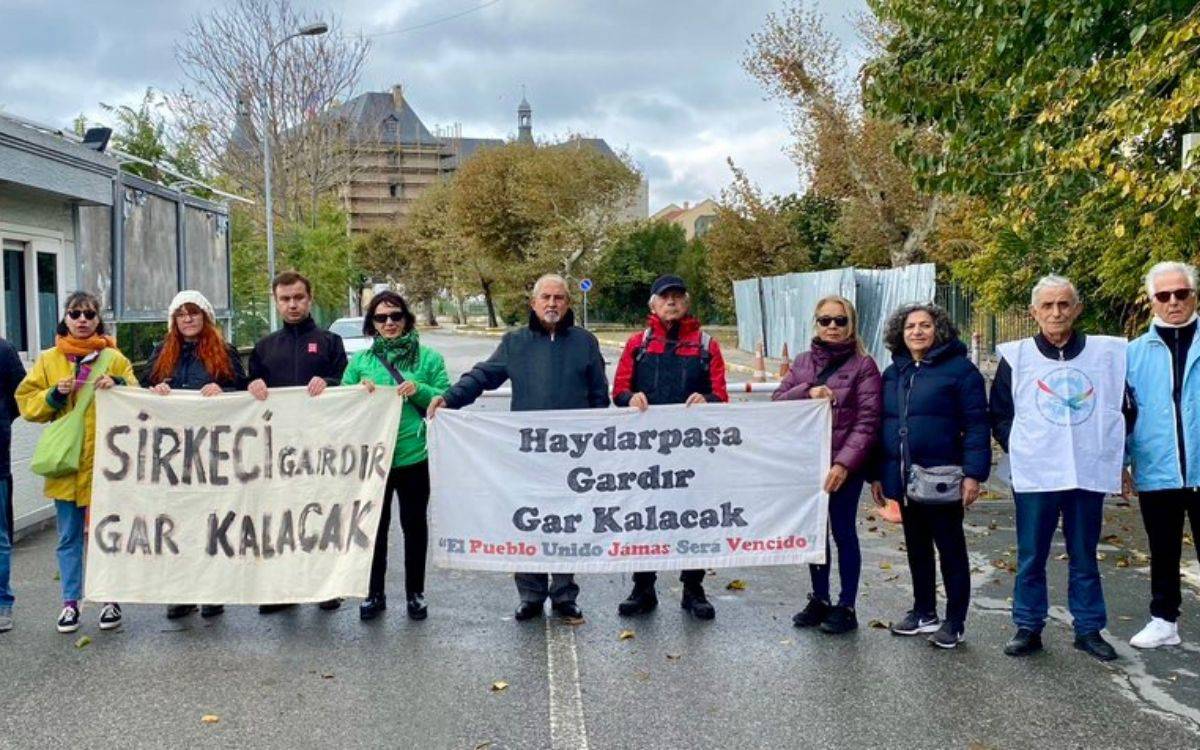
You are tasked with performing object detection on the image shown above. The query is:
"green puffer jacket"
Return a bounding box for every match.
[341,343,450,467]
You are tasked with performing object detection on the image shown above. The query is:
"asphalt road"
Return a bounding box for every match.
[2,329,1199,749]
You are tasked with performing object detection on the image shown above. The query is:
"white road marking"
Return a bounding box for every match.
[545,617,590,750]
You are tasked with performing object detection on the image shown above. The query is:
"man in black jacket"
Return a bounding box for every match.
[429,273,610,621]
[0,336,25,633]
[247,271,348,614]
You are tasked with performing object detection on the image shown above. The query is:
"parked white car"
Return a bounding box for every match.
[329,317,371,355]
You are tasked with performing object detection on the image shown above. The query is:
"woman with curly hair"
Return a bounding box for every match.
[144,290,246,621]
[872,303,990,649]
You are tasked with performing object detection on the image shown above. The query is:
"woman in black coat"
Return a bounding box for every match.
[871,303,990,648]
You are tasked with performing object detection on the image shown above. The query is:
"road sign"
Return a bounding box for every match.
[579,278,593,293]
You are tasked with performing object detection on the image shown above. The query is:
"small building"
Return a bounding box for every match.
[651,198,718,241]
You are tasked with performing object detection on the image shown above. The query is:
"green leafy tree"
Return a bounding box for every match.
[590,221,689,324]
[865,0,1200,329]
[675,237,723,324]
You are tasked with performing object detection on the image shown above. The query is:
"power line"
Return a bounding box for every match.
[365,0,502,38]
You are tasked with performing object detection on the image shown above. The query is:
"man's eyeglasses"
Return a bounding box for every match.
[66,309,97,321]
[372,312,408,324]
[1154,288,1194,303]
[816,315,849,328]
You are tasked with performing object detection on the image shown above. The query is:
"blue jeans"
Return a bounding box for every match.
[1012,489,1106,635]
[55,500,86,603]
[0,479,12,608]
[810,476,864,608]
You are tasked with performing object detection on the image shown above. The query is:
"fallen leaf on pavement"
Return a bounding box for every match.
[868,619,891,629]
[563,616,586,626]
[879,562,892,570]
[1096,552,1107,561]
[618,629,635,641]
[883,574,900,582]
[74,635,91,649]
[1102,534,1124,545]
[666,652,683,660]
[1116,558,1129,568]
[726,579,747,591]
[321,673,335,680]
[867,526,878,533]
[201,715,219,725]
[490,681,509,693]
[475,742,493,750]
[1056,553,1069,561]
[987,521,998,531]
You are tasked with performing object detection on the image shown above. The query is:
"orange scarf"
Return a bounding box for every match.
[55,334,116,358]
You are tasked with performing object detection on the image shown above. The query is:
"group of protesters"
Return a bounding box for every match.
[0,260,1195,663]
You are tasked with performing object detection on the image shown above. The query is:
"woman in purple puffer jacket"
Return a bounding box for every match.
[772,295,882,635]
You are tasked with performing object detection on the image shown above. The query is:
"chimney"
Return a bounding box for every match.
[392,84,404,110]
[683,201,690,210]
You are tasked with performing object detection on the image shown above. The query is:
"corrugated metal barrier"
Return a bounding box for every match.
[734,264,937,367]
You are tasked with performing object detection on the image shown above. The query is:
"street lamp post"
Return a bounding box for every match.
[263,21,328,331]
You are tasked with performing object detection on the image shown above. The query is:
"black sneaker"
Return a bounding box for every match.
[618,586,658,617]
[928,621,965,649]
[317,598,343,611]
[200,605,225,618]
[98,603,122,631]
[166,604,198,620]
[792,596,831,628]
[56,605,81,634]
[1004,628,1043,657]
[890,610,940,636]
[406,593,428,621]
[681,587,715,620]
[359,594,386,621]
[819,606,857,634]
[1074,631,1118,662]
[258,603,296,615]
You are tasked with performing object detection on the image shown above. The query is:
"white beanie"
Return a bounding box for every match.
[167,290,216,330]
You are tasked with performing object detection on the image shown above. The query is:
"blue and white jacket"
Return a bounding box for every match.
[1126,322,1200,491]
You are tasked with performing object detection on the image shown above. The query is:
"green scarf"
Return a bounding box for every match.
[372,330,420,370]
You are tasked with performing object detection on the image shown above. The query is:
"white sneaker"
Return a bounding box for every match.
[1130,617,1181,648]
[0,607,12,632]
[98,603,122,631]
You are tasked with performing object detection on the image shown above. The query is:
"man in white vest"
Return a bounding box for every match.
[1125,261,1199,649]
[990,275,1132,661]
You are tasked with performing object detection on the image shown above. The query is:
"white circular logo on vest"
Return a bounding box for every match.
[1034,367,1097,426]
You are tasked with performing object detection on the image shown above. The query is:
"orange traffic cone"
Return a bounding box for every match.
[779,342,791,378]
[753,342,767,383]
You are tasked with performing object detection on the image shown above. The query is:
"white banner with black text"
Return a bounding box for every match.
[428,400,831,573]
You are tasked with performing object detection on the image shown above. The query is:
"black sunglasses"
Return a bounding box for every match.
[66,309,97,321]
[1154,288,1194,303]
[372,311,408,324]
[816,315,849,328]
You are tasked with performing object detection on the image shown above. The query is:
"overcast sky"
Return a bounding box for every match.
[0,0,867,210]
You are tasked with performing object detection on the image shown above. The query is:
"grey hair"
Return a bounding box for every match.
[647,291,690,307]
[531,273,570,300]
[1030,274,1079,307]
[1145,261,1198,297]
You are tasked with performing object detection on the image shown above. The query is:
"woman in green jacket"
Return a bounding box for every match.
[343,291,450,621]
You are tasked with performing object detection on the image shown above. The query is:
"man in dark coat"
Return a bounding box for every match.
[247,271,348,614]
[611,274,727,620]
[0,336,25,632]
[429,273,610,621]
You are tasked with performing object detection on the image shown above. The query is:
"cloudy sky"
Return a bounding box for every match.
[0,0,867,210]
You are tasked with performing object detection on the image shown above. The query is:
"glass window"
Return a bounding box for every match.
[3,247,27,351]
[37,252,58,350]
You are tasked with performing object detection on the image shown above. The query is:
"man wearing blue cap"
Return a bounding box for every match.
[611,274,728,620]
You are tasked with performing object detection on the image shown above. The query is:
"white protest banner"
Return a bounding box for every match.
[84,386,403,604]
[428,400,831,573]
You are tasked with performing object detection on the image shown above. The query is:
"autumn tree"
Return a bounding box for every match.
[865,0,1200,329]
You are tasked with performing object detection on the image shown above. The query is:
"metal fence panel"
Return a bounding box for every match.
[732,264,936,366]
[855,264,937,366]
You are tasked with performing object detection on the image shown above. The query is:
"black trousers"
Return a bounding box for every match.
[1139,488,1200,622]
[632,569,705,590]
[369,461,430,597]
[899,500,970,627]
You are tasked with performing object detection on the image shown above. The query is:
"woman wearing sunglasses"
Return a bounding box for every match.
[772,295,882,635]
[144,290,246,622]
[16,292,138,634]
[341,291,449,621]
